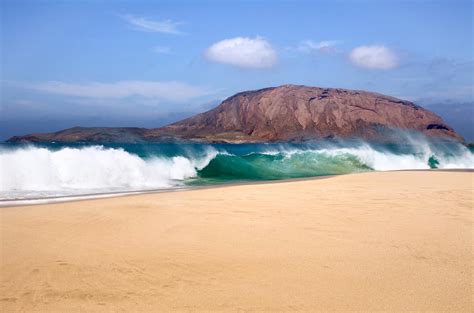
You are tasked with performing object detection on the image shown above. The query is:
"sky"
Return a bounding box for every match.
[1,0,473,140]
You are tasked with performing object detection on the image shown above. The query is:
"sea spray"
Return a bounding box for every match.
[0,145,217,199]
[1,137,473,200]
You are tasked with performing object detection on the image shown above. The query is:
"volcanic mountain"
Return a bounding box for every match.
[7,85,463,143]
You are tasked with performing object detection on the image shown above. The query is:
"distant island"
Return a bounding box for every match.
[7,85,463,143]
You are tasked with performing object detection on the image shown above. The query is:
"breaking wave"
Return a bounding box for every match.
[0,145,217,200]
[1,136,473,200]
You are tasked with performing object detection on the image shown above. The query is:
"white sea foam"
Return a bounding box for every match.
[0,145,217,200]
[0,140,472,201]
[263,135,474,171]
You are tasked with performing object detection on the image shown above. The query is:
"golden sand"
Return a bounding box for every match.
[1,171,472,312]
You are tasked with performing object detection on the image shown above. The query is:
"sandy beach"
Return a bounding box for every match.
[1,171,472,312]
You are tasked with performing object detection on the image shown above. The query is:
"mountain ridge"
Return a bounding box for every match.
[7,85,463,143]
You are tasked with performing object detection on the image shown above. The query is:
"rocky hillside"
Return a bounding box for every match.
[147,85,462,142]
[7,127,147,143]
[7,85,463,143]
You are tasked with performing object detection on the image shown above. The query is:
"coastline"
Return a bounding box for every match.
[0,174,335,208]
[1,170,472,312]
[1,169,472,208]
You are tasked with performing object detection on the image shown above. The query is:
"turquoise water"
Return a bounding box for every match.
[1,135,473,200]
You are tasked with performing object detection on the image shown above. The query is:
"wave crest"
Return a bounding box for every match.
[0,145,215,199]
[1,138,472,200]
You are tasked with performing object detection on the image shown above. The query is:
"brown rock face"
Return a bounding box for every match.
[7,127,148,143]
[7,85,463,143]
[150,85,462,142]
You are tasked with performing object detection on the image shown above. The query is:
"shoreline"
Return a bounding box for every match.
[1,168,472,208]
[0,174,340,208]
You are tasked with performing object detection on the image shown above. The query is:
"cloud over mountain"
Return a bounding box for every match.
[26,81,212,102]
[205,37,277,69]
[349,45,399,70]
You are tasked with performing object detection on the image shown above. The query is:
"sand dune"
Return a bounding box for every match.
[1,171,472,312]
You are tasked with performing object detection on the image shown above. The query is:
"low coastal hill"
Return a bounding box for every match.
[7,85,463,143]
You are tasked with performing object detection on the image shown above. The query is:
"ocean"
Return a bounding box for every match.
[1,132,473,201]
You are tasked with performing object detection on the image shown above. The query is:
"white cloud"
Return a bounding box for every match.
[26,81,213,103]
[119,15,183,34]
[152,46,172,54]
[296,40,339,53]
[204,37,278,69]
[349,45,399,70]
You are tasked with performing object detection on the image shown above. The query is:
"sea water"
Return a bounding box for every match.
[1,133,473,201]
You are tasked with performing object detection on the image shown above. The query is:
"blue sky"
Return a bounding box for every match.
[1,0,473,140]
